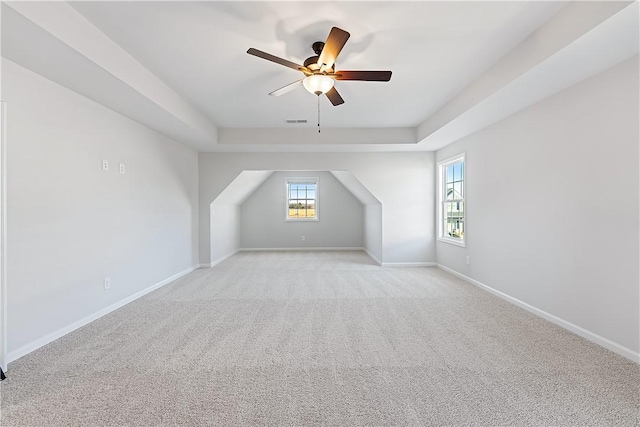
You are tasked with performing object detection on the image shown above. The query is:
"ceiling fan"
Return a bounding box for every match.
[247,27,392,106]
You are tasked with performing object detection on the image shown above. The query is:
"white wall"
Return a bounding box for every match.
[208,171,272,265]
[364,204,383,263]
[199,152,435,264]
[210,204,240,265]
[436,56,640,359]
[240,171,363,249]
[3,60,199,359]
[329,170,382,262]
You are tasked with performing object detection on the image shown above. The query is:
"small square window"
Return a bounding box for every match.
[285,178,319,221]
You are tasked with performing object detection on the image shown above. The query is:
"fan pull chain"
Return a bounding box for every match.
[317,95,321,133]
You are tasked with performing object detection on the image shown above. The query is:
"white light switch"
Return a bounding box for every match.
[103,277,111,290]
[119,163,126,174]
[102,159,109,171]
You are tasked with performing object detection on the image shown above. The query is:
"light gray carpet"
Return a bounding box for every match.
[1,251,638,426]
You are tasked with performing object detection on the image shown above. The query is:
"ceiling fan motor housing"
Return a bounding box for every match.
[304,41,334,72]
[304,55,320,70]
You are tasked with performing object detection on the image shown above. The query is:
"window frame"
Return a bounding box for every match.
[284,177,319,222]
[437,153,466,247]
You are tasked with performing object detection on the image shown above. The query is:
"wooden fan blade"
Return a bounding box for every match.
[269,80,303,96]
[247,48,309,73]
[325,87,345,106]
[334,70,392,81]
[317,27,350,70]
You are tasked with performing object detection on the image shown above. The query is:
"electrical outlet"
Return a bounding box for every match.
[119,163,126,174]
[465,256,471,265]
[103,277,111,290]
[102,159,109,171]
[301,235,305,241]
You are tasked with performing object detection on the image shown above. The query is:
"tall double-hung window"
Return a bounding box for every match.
[285,177,318,221]
[438,154,465,246]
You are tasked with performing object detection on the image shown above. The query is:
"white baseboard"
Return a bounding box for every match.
[239,247,365,252]
[364,249,382,265]
[436,263,640,364]
[209,249,241,267]
[6,265,199,365]
[382,262,436,267]
[236,248,434,268]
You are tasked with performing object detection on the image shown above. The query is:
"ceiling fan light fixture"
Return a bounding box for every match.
[302,75,334,95]
[247,26,391,108]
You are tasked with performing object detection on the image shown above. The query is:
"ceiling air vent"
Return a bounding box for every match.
[285,119,307,124]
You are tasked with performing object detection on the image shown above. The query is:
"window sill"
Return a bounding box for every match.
[285,218,319,222]
[437,237,466,247]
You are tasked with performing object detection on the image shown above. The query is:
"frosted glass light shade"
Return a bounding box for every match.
[302,75,335,95]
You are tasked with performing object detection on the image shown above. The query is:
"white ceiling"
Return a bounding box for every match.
[2,1,638,152]
[69,1,565,129]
